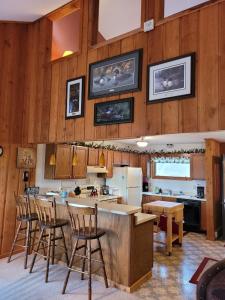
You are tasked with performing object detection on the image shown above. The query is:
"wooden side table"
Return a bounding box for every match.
[143,201,184,256]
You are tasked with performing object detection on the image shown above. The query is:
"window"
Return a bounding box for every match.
[98,0,141,42]
[164,0,208,17]
[153,157,191,179]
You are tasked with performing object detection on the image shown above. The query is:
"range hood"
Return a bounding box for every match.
[87,166,108,174]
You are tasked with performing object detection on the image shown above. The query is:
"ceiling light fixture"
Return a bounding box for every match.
[136,138,148,148]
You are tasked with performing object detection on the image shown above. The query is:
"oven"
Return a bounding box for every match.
[176,198,201,232]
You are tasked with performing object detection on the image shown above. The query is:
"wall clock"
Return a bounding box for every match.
[0,146,3,157]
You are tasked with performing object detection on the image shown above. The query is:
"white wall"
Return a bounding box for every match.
[98,0,141,40]
[35,144,104,193]
[164,0,208,17]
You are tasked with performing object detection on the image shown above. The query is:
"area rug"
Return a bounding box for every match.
[189,257,218,284]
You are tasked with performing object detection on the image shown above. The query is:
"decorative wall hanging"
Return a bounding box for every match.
[66,76,85,119]
[17,147,36,169]
[94,97,134,126]
[147,53,195,103]
[88,49,142,99]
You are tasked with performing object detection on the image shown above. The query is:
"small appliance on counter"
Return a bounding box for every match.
[101,185,109,195]
[74,186,81,195]
[197,186,205,199]
[143,177,149,192]
[90,188,98,197]
[25,186,39,195]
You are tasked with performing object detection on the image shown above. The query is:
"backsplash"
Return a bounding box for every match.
[149,178,206,197]
[35,144,105,192]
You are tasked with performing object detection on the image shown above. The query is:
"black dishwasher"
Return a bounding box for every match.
[176,198,201,232]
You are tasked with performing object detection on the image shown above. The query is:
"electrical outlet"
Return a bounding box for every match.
[144,19,154,32]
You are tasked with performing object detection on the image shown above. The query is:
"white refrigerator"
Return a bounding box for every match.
[106,167,143,206]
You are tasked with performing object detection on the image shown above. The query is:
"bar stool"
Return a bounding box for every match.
[8,194,38,269]
[29,197,69,282]
[62,202,108,300]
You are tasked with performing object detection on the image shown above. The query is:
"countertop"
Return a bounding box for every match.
[142,192,206,202]
[134,212,156,225]
[37,195,141,216]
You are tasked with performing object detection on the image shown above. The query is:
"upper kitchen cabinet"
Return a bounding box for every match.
[191,153,206,180]
[139,154,150,177]
[121,152,130,166]
[98,150,113,179]
[54,144,73,179]
[72,147,88,179]
[129,153,139,168]
[88,148,99,166]
[113,151,122,165]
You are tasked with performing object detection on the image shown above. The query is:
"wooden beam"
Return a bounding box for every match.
[47,0,80,21]
[88,0,99,46]
[141,0,164,25]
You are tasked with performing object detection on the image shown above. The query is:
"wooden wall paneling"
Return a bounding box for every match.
[106,41,121,139]
[85,48,98,140]
[119,36,135,138]
[146,26,164,135]
[141,0,164,25]
[161,19,180,134]
[179,12,199,133]
[65,56,78,141]
[87,0,99,46]
[49,62,60,142]
[132,32,147,137]
[95,45,109,140]
[198,5,219,131]
[0,24,6,143]
[56,60,68,142]
[218,1,225,129]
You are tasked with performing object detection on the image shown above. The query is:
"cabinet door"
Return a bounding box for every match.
[113,151,122,165]
[106,150,113,178]
[162,196,176,202]
[73,147,88,179]
[98,149,108,167]
[129,153,139,167]
[88,148,99,166]
[44,144,56,179]
[121,152,130,165]
[54,144,73,179]
[192,154,205,180]
[201,201,207,231]
[139,154,149,177]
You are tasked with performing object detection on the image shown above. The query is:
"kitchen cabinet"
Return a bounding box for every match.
[129,153,139,167]
[121,152,130,166]
[88,148,99,166]
[192,153,205,180]
[72,147,88,179]
[201,201,207,231]
[54,144,73,179]
[139,154,149,177]
[142,195,162,206]
[113,151,122,165]
[162,196,176,202]
[106,150,113,178]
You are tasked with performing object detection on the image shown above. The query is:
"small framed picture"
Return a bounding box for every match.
[147,53,195,103]
[66,76,85,119]
[88,49,142,99]
[94,97,134,126]
[17,147,36,169]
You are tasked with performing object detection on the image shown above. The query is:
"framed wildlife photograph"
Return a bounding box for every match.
[94,97,134,126]
[66,76,85,119]
[88,49,142,99]
[147,53,195,103]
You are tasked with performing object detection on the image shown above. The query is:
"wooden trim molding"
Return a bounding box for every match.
[47,0,80,21]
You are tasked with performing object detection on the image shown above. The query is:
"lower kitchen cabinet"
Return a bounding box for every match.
[201,201,207,231]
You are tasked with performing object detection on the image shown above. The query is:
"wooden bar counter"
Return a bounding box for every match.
[37,196,156,292]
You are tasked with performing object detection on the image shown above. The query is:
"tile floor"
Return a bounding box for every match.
[0,233,224,300]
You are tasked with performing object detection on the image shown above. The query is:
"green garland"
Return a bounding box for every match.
[73,141,205,155]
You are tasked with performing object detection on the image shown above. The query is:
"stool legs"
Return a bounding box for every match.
[88,240,92,300]
[30,228,44,273]
[24,221,31,269]
[8,221,22,264]
[81,240,87,280]
[60,227,69,265]
[97,238,108,288]
[46,229,52,283]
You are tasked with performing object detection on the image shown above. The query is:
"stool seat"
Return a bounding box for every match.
[17,213,38,222]
[72,229,105,240]
[40,219,69,229]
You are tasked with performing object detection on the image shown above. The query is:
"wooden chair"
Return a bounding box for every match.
[8,194,38,269]
[62,202,108,300]
[29,197,69,283]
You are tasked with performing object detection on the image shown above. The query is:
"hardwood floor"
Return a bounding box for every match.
[0,233,224,300]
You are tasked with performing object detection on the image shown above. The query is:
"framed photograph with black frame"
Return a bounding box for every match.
[94,97,134,126]
[66,76,85,119]
[147,53,195,103]
[88,49,142,99]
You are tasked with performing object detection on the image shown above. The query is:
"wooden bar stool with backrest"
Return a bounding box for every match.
[62,202,108,300]
[29,197,69,283]
[8,194,38,269]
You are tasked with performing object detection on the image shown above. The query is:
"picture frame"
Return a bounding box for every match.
[17,147,36,169]
[147,53,195,103]
[94,97,134,126]
[88,49,142,99]
[66,76,85,119]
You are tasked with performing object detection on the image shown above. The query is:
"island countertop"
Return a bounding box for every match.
[37,195,142,216]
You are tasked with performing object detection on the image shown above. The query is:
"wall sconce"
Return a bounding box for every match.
[72,151,78,167]
[49,153,56,166]
[62,50,73,57]
[99,150,106,167]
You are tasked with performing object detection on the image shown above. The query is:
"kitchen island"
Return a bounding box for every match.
[37,196,156,292]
